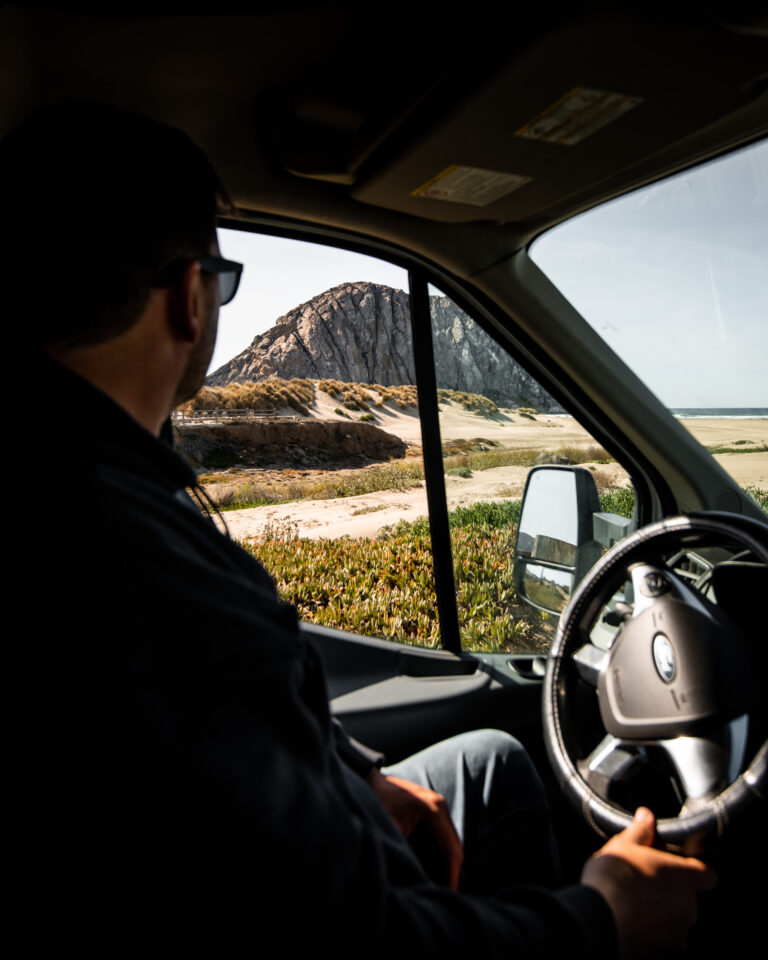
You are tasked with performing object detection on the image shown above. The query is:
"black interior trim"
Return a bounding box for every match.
[409,269,461,654]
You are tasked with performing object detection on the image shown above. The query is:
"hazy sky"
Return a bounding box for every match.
[211,138,767,409]
[531,139,768,408]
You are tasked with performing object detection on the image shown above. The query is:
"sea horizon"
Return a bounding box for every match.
[672,408,768,419]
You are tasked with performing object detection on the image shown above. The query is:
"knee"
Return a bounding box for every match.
[457,729,546,803]
[453,728,527,763]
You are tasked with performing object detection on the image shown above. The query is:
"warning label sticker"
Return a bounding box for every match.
[516,87,642,146]
[412,164,531,206]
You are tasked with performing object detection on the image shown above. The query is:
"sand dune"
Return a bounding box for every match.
[214,404,766,542]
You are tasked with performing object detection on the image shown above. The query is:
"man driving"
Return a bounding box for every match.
[5,103,715,959]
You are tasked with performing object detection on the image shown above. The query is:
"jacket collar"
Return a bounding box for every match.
[39,353,197,492]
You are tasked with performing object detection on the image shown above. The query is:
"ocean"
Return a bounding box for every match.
[672,408,768,419]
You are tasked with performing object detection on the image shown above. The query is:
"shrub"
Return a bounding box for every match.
[745,485,768,513]
[599,485,635,518]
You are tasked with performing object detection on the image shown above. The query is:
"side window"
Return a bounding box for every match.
[175,228,635,656]
[428,284,635,654]
[175,230,441,648]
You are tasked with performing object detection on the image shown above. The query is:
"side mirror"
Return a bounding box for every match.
[513,466,602,615]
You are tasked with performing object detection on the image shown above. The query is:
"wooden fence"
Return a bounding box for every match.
[172,408,280,424]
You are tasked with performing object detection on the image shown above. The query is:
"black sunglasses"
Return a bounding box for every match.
[151,255,244,306]
[197,255,244,306]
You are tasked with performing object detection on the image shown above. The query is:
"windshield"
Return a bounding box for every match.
[530,138,767,511]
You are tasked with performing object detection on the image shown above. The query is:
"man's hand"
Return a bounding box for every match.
[367,769,463,890]
[581,807,717,959]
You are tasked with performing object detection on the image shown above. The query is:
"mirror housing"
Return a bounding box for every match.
[513,466,602,615]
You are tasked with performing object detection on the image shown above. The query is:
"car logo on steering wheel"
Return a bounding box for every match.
[652,633,676,683]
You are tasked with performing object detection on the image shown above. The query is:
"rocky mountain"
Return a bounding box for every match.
[207,281,560,411]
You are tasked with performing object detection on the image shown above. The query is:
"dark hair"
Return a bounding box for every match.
[0,102,231,348]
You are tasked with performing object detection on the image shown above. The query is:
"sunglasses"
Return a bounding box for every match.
[151,255,244,306]
[197,255,244,306]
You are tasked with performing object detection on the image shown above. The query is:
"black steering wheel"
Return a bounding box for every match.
[543,513,767,853]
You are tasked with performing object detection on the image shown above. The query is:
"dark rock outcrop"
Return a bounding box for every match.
[175,419,407,470]
[207,281,560,411]
[429,295,561,411]
[208,283,412,387]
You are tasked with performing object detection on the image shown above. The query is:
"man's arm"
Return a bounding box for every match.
[367,767,463,891]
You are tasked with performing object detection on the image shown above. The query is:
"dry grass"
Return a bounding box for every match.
[209,460,426,510]
[317,379,420,412]
[375,384,419,409]
[179,378,315,415]
[438,389,500,417]
[442,443,611,473]
[319,379,375,411]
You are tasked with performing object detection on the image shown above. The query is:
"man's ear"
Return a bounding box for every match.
[167,260,205,344]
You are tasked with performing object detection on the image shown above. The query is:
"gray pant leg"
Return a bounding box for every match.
[383,729,563,893]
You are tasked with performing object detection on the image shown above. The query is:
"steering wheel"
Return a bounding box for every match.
[543,513,767,853]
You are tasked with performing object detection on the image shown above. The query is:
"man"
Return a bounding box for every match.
[5,104,714,958]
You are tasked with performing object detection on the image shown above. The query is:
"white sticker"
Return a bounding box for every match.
[516,87,642,146]
[412,164,531,206]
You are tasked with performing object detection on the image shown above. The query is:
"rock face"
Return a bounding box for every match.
[429,295,561,411]
[207,281,560,411]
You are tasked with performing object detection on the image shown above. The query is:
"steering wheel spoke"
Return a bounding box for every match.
[657,715,749,803]
[572,643,608,687]
[578,734,642,798]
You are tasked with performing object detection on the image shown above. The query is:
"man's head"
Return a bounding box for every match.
[0,102,230,350]
[1,102,237,430]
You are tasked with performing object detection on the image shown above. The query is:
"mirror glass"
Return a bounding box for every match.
[521,563,574,612]
[517,469,579,556]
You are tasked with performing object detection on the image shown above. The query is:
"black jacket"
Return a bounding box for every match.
[13,357,616,957]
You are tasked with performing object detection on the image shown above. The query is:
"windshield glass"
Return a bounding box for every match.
[531,139,767,512]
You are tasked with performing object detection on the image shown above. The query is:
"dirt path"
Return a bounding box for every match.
[218,461,630,541]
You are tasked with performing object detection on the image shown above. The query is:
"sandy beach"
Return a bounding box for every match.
[213,399,766,543]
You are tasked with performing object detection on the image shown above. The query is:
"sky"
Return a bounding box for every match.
[210,138,767,409]
[531,139,768,408]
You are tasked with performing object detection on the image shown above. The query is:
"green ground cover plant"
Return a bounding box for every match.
[745,485,768,512]
[248,523,442,645]
[707,443,768,455]
[238,483,766,651]
[244,498,540,652]
[599,485,635,518]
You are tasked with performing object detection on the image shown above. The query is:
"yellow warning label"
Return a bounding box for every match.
[412,164,531,206]
[516,87,642,146]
